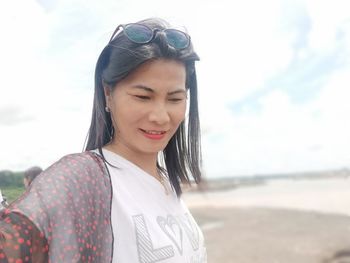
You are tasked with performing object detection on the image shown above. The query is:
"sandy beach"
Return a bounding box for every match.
[183,178,350,263]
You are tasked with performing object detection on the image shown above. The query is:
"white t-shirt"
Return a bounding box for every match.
[101,149,207,263]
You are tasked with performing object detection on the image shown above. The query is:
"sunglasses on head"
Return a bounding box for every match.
[109,23,191,50]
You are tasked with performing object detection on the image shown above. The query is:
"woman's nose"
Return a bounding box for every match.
[148,103,170,125]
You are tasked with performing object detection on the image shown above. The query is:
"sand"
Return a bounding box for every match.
[183,178,350,263]
[189,206,350,263]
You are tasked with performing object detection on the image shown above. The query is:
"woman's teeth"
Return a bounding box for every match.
[144,130,164,134]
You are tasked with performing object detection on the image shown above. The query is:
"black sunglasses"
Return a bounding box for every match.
[109,23,191,50]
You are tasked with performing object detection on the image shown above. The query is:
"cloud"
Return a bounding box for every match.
[305,0,350,51]
[202,63,350,176]
[35,0,57,11]
[199,0,350,177]
[0,106,33,126]
[1,0,350,178]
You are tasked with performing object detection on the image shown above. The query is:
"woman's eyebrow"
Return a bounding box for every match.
[131,85,154,93]
[168,89,187,95]
[131,85,186,95]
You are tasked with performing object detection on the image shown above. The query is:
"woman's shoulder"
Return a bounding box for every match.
[49,151,105,172]
[28,151,108,187]
[9,150,111,221]
[56,151,103,164]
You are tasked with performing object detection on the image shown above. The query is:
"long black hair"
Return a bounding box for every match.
[84,18,201,196]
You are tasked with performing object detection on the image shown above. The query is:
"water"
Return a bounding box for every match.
[184,177,350,216]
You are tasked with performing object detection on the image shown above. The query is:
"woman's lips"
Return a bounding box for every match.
[140,129,167,140]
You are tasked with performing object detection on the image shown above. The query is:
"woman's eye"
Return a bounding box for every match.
[169,98,184,102]
[135,95,150,100]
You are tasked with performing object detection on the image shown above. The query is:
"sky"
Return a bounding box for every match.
[0,0,350,178]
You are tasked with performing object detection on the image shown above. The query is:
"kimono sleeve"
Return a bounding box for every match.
[0,210,48,262]
[1,152,113,262]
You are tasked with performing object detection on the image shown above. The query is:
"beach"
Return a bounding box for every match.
[183,177,350,263]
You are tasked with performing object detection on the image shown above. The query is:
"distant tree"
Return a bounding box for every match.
[0,170,25,187]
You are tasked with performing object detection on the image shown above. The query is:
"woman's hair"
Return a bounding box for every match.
[84,18,202,196]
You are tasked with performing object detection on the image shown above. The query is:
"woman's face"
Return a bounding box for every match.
[105,59,187,158]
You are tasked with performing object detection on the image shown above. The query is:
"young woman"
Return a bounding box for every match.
[0,18,207,262]
[23,166,43,188]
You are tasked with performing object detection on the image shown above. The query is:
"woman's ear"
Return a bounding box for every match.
[103,85,112,108]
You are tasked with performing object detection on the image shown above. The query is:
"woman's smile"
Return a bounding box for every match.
[140,129,167,140]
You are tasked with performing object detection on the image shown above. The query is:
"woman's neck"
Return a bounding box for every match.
[103,142,160,179]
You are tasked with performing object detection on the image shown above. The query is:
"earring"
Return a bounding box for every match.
[110,126,115,141]
[105,106,110,112]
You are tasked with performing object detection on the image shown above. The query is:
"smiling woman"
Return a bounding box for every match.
[0,18,207,262]
[102,59,188,174]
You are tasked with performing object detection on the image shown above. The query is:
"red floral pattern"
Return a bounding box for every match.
[0,152,113,262]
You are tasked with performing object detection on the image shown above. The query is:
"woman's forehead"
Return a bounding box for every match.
[116,59,186,91]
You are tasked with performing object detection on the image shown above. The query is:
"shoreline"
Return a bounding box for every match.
[188,206,350,263]
[183,178,350,262]
[183,177,350,217]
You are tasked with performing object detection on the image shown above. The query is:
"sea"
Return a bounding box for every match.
[183,177,350,217]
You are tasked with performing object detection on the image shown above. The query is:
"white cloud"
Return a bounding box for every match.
[305,0,350,51]
[202,65,350,177]
[0,1,49,110]
[1,0,350,179]
[198,0,350,177]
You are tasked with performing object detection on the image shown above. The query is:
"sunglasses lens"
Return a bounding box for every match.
[124,24,153,44]
[164,29,190,49]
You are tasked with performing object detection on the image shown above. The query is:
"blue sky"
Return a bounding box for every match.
[1,0,350,178]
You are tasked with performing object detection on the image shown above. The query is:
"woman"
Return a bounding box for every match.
[23,166,43,188]
[0,18,207,262]
[0,190,8,211]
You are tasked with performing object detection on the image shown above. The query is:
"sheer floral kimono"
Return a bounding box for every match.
[0,152,113,262]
